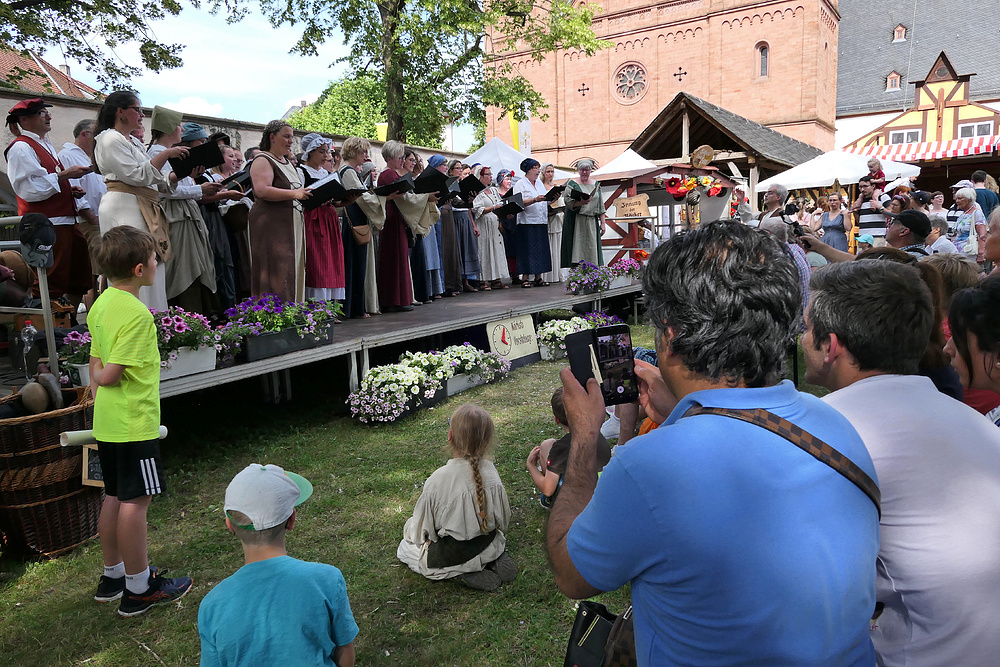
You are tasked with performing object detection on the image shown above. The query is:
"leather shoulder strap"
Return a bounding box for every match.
[684,405,881,518]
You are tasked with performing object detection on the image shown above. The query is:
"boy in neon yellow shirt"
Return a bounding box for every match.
[89,226,192,617]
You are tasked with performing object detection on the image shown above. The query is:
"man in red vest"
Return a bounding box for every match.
[5,98,93,307]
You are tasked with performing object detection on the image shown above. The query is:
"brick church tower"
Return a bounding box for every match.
[486,0,839,167]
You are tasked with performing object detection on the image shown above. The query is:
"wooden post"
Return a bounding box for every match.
[681,109,690,159]
[749,164,759,215]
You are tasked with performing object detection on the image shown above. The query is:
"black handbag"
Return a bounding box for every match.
[564,601,616,667]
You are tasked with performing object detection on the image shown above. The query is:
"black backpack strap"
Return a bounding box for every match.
[684,405,881,518]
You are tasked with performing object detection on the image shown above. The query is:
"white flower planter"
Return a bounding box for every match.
[68,363,90,387]
[539,346,566,361]
[446,373,486,396]
[608,276,633,290]
[160,346,217,381]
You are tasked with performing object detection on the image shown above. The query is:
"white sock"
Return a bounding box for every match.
[125,567,151,594]
[104,562,125,579]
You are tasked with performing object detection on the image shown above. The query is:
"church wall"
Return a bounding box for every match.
[487,0,838,165]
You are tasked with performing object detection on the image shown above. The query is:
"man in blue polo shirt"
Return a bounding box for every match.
[547,220,879,666]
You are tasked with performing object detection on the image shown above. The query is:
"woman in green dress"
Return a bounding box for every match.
[561,158,606,267]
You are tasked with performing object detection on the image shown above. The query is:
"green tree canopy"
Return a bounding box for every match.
[211,0,609,142]
[288,73,447,149]
[1,0,185,90]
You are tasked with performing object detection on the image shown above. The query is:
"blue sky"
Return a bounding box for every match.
[46,6,475,150]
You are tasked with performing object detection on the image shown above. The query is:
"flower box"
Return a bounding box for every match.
[608,276,633,290]
[240,321,334,362]
[540,346,566,361]
[446,373,485,396]
[68,363,89,387]
[160,346,217,380]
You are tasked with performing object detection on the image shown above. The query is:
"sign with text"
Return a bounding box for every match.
[488,316,539,368]
[615,194,651,218]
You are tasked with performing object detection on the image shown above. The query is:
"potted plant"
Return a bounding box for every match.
[347,363,446,424]
[582,311,624,328]
[536,316,591,360]
[439,343,513,395]
[153,308,217,380]
[565,261,611,295]
[607,257,642,289]
[225,294,342,361]
[60,330,92,387]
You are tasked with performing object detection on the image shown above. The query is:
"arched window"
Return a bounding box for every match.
[756,43,769,79]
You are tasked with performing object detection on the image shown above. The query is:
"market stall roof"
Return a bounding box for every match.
[464,137,575,180]
[843,136,1000,163]
[630,92,823,173]
[592,149,662,181]
[756,150,920,192]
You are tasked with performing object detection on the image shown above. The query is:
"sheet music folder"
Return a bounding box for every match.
[372,172,415,197]
[494,192,525,218]
[302,174,366,210]
[168,141,225,180]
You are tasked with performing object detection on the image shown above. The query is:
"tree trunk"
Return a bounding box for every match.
[378,0,406,141]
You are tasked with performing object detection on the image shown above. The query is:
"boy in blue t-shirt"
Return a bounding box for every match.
[198,464,359,667]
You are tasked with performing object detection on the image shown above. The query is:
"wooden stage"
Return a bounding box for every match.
[158,283,644,401]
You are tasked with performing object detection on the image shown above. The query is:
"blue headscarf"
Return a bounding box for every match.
[519,158,540,174]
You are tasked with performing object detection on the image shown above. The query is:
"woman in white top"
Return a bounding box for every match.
[93,91,187,310]
[512,158,552,287]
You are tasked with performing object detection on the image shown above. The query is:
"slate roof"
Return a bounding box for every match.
[0,49,99,99]
[631,92,824,168]
[837,1,1000,116]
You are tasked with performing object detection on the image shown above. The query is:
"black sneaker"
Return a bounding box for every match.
[95,565,158,603]
[118,569,192,617]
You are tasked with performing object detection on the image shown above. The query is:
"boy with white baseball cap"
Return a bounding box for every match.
[197,464,358,667]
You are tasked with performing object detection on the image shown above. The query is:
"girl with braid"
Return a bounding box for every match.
[397,404,517,591]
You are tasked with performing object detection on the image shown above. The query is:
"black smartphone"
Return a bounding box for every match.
[565,324,639,405]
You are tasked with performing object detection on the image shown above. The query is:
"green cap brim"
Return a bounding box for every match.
[286,471,313,506]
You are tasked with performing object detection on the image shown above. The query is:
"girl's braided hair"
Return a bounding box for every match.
[449,403,495,534]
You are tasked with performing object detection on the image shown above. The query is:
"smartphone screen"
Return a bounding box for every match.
[595,325,638,404]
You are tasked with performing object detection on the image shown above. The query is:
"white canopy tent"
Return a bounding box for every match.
[464,138,575,180]
[592,149,659,180]
[755,150,921,192]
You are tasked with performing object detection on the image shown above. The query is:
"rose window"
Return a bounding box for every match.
[614,63,648,104]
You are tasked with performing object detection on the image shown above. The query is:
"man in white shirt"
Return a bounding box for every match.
[736,182,789,226]
[58,118,105,223]
[802,259,1000,666]
[4,98,93,306]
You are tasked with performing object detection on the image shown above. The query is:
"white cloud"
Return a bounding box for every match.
[163,97,225,117]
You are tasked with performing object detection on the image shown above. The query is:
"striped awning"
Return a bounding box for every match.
[845,136,1000,163]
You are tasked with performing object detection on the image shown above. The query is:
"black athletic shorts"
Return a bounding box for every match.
[97,439,165,501]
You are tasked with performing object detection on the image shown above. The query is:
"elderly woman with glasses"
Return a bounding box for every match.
[471,164,510,289]
[298,132,346,306]
[562,158,606,267]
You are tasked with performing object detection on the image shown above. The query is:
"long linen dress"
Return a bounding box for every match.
[562,179,605,266]
[299,164,345,301]
[93,129,170,310]
[472,187,510,284]
[148,143,216,314]
[248,153,306,302]
[338,164,369,318]
[397,458,511,580]
[543,199,564,283]
[376,169,413,309]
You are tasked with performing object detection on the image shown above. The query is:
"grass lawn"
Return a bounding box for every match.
[0,324,816,666]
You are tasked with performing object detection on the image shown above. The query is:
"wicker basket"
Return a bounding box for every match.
[0,387,102,558]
